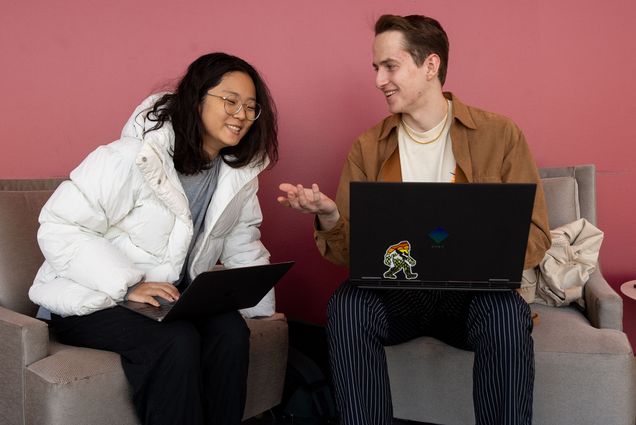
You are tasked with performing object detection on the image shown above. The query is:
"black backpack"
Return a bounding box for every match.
[276,322,337,424]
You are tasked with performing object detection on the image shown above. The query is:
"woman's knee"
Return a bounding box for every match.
[123,322,202,384]
[160,321,202,362]
[200,312,250,352]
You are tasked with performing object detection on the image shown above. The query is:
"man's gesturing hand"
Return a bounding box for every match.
[277,183,340,231]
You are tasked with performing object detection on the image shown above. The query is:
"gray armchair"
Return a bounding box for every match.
[385,165,636,425]
[0,178,288,425]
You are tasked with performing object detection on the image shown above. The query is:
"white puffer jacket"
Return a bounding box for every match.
[29,95,273,317]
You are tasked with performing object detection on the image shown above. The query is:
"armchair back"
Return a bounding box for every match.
[0,179,64,316]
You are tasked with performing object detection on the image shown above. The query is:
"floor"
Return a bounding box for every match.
[243,411,435,424]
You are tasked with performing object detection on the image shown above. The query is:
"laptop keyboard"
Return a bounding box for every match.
[134,303,172,320]
[122,297,175,321]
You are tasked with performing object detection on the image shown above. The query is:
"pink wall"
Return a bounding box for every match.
[2,1,636,339]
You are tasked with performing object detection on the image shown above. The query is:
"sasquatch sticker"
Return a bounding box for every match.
[383,240,418,280]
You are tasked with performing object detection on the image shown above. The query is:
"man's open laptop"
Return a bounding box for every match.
[119,262,294,322]
[349,182,535,291]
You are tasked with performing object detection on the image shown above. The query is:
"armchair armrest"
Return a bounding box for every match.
[0,306,49,423]
[0,306,49,367]
[584,269,623,330]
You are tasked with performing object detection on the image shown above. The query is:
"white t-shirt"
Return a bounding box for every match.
[398,100,456,183]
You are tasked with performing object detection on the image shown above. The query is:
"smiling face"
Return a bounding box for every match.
[373,30,439,117]
[200,71,256,159]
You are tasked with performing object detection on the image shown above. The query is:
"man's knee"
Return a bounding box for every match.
[327,283,387,337]
[499,292,532,327]
[478,291,529,317]
[327,283,367,320]
[470,292,533,344]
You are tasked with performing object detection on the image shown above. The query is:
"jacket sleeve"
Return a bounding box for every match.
[501,122,552,269]
[37,144,145,301]
[314,139,367,267]
[219,177,270,268]
[218,178,273,318]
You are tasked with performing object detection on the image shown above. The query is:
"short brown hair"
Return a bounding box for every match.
[375,15,449,85]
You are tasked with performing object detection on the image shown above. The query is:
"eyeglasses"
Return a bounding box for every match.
[206,93,262,121]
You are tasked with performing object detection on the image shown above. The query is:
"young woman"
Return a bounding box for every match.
[28,52,279,425]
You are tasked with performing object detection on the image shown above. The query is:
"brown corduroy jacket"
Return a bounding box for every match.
[314,92,551,271]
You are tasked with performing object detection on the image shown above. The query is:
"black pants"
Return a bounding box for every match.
[51,307,250,425]
[327,282,534,425]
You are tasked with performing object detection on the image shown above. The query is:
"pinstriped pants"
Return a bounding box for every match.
[326,282,534,425]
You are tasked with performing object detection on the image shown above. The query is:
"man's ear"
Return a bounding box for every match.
[423,54,441,81]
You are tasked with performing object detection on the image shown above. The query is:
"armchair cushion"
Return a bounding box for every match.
[530,303,630,355]
[25,343,136,425]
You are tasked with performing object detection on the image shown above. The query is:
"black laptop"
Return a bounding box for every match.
[349,182,535,290]
[118,261,294,322]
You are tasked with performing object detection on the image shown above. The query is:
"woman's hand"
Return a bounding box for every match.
[260,312,287,322]
[127,282,180,307]
[277,183,340,231]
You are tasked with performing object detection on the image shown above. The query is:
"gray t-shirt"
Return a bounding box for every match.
[177,157,222,287]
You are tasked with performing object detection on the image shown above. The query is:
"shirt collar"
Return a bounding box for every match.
[377,91,477,141]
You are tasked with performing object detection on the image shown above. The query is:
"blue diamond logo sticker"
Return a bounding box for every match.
[428,227,449,244]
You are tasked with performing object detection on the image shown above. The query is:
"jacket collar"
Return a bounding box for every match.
[377,92,477,140]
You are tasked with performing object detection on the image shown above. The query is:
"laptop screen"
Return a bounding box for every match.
[349,182,535,288]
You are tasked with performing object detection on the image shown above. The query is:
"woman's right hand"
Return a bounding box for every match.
[127,282,180,307]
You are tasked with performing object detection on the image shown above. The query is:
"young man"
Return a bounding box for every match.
[278,14,551,425]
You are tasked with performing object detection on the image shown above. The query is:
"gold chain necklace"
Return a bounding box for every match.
[401,112,449,145]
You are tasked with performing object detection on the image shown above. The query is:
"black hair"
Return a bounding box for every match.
[145,52,278,174]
